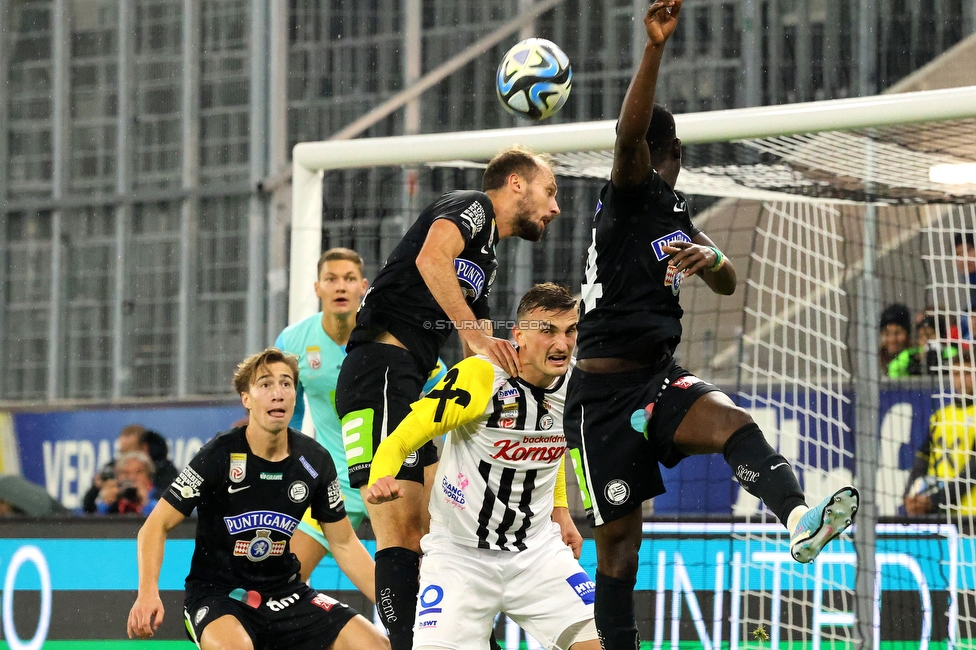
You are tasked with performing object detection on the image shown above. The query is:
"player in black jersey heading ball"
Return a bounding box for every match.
[564,3,859,649]
[336,145,559,650]
[127,348,388,650]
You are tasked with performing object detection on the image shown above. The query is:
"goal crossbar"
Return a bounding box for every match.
[289,86,976,321]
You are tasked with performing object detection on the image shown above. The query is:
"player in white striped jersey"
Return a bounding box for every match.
[366,284,599,650]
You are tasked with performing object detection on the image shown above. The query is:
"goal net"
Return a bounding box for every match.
[291,86,976,649]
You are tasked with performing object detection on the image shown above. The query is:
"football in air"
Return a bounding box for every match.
[496,38,572,121]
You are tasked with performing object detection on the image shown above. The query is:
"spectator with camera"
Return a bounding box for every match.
[95,451,158,515]
[84,425,178,513]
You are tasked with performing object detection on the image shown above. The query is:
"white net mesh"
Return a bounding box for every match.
[292,90,976,648]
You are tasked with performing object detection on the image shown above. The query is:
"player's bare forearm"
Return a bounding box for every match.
[128,501,183,638]
[666,238,736,295]
[613,1,681,187]
[322,518,376,602]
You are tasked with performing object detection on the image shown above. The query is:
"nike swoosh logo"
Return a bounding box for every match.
[481,244,492,255]
[673,203,686,213]
[227,485,251,494]
[770,462,790,471]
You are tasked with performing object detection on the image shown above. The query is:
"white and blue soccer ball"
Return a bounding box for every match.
[496,38,572,121]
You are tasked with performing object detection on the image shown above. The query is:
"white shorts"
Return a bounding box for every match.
[413,524,595,650]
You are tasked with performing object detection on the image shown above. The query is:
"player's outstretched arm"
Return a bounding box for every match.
[321,517,376,603]
[366,357,496,504]
[416,220,520,376]
[613,0,682,191]
[127,499,185,639]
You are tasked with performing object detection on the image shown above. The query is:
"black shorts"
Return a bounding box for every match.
[336,341,439,488]
[183,583,357,650]
[564,358,720,526]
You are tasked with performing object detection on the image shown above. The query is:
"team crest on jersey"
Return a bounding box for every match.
[233,529,286,562]
[288,481,308,503]
[230,453,247,483]
[665,263,684,296]
[306,346,322,370]
[651,230,692,261]
[605,479,630,505]
[454,258,486,301]
[539,414,554,430]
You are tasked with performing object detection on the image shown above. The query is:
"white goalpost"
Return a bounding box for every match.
[290,86,976,649]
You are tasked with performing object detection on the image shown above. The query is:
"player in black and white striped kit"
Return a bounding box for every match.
[564,3,859,649]
[367,284,599,650]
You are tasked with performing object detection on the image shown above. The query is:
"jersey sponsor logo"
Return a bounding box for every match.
[664,262,684,296]
[288,481,308,503]
[441,473,467,509]
[299,455,319,479]
[224,510,300,536]
[499,387,519,400]
[306,346,322,370]
[491,438,565,463]
[260,472,283,480]
[418,620,438,629]
[194,606,209,626]
[604,479,630,505]
[567,572,596,605]
[539,414,554,430]
[672,375,703,389]
[454,258,486,301]
[266,592,300,611]
[227,484,251,494]
[171,465,203,500]
[230,453,247,483]
[311,593,338,612]
[234,529,287,562]
[418,585,444,617]
[459,201,486,235]
[229,588,263,608]
[650,230,692,261]
[379,587,396,623]
[327,479,343,509]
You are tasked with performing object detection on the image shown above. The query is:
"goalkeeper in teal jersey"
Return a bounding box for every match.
[277,247,446,585]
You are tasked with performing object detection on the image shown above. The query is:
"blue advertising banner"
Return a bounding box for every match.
[10,404,245,510]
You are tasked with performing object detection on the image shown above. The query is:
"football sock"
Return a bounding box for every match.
[594,571,640,650]
[723,423,806,525]
[374,547,421,650]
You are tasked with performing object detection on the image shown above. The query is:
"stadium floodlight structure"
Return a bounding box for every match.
[291,86,976,649]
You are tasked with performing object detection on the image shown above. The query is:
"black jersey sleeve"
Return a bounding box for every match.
[432,194,491,244]
[162,439,223,516]
[674,191,702,238]
[308,450,347,525]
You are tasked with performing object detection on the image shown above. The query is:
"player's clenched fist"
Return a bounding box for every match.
[366,475,405,504]
[127,595,163,639]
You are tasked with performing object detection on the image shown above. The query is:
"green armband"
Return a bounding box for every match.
[708,246,726,272]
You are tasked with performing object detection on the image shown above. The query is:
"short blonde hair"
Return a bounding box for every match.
[232,348,300,395]
[317,247,364,278]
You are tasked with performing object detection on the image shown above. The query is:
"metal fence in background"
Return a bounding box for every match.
[1,0,972,402]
